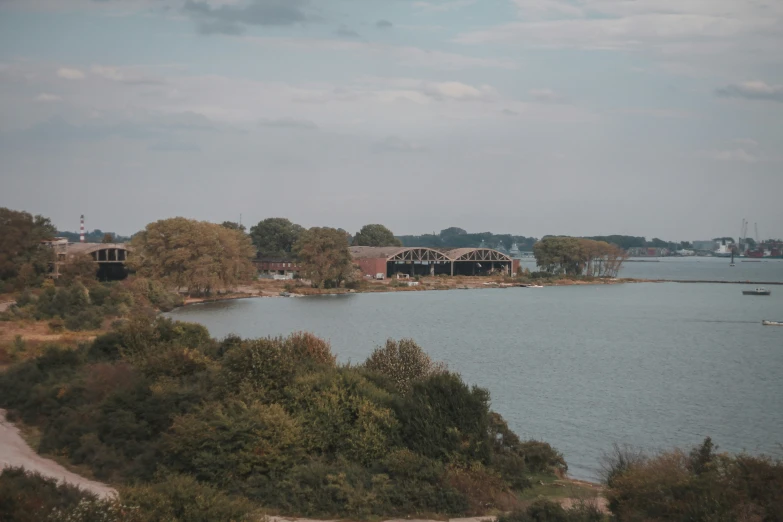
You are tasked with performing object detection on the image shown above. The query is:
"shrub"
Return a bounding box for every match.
[65,308,104,331]
[498,499,602,522]
[120,473,256,522]
[364,338,446,394]
[163,401,304,490]
[395,372,491,464]
[0,467,96,522]
[48,317,66,333]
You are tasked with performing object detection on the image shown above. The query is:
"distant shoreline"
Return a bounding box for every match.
[174,277,782,310]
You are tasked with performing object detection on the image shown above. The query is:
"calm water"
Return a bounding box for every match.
[168,281,783,481]
[519,255,783,282]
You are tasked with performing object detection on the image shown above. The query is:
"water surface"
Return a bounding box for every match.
[168,282,783,481]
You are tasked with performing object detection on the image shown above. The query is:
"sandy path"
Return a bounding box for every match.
[0,409,116,499]
[0,301,15,313]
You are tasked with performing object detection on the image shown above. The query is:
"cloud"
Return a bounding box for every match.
[244,37,517,70]
[335,26,360,39]
[716,82,783,103]
[502,108,518,116]
[57,67,85,80]
[257,117,318,129]
[184,0,309,35]
[414,0,477,13]
[373,136,427,153]
[376,19,393,29]
[91,65,164,85]
[35,93,62,102]
[529,88,563,103]
[148,141,201,152]
[697,148,759,163]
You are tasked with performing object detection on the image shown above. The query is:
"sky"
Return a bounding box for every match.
[0,0,781,241]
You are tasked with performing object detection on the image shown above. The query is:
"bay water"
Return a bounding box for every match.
[168,264,783,481]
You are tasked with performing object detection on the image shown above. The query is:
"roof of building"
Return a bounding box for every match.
[443,248,513,262]
[349,246,410,259]
[350,246,512,262]
[65,243,131,255]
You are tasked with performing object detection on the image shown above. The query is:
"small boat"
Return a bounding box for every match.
[762,320,783,326]
[743,288,771,296]
[528,285,544,288]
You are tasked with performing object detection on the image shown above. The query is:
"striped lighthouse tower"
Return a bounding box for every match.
[80,215,85,243]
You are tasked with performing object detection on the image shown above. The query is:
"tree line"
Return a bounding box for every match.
[533,237,628,277]
[399,227,538,251]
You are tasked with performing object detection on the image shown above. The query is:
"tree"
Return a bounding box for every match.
[534,237,626,277]
[0,208,57,288]
[364,339,446,394]
[101,233,114,243]
[58,254,98,285]
[127,218,256,296]
[353,224,402,247]
[221,221,246,233]
[294,227,354,288]
[250,218,304,257]
[440,227,467,237]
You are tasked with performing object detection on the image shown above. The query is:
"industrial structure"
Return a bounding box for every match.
[45,240,131,280]
[350,246,518,278]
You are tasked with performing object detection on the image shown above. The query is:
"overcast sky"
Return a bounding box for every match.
[1,0,781,240]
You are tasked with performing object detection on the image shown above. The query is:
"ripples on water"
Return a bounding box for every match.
[168,264,783,481]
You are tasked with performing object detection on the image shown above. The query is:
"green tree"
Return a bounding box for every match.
[58,253,98,285]
[294,227,354,288]
[364,339,446,394]
[0,208,57,287]
[221,221,246,233]
[353,224,403,247]
[101,233,114,244]
[249,218,304,257]
[128,218,256,296]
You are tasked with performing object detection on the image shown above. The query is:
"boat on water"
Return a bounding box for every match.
[762,320,783,326]
[743,288,771,296]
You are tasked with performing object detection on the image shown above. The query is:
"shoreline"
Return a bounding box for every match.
[174,276,782,310]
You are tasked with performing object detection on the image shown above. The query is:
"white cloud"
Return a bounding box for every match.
[716,81,783,103]
[57,67,85,80]
[373,136,427,153]
[413,0,477,13]
[244,37,517,70]
[35,93,61,102]
[91,65,164,85]
[529,88,563,103]
[697,148,759,163]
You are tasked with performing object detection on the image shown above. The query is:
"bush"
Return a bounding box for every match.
[120,473,256,522]
[364,338,446,394]
[604,438,783,521]
[395,372,491,464]
[0,467,97,522]
[498,499,602,522]
[65,308,104,331]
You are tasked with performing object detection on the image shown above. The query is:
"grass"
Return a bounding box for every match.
[517,473,603,502]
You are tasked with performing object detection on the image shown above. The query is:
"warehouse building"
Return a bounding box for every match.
[349,246,518,278]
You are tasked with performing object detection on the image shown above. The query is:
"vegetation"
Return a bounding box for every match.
[249,217,304,257]
[353,224,403,247]
[602,438,783,521]
[127,217,255,296]
[0,207,57,292]
[56,229,132,244]
[399,227,538,251]
[294,227,355,288]
[221,221,247,233]
[533,237,627,277]
[498,499,603,522]
[0,321,567,518]
[0,467,254,521]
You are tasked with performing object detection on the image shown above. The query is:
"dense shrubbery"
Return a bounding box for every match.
[0,321,566,518]
[498,499,603,522]
[0,467,253,521]
[1,278,183,330]
[603,437,783,521]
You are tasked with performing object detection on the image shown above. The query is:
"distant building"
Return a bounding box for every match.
[692,240,716,251]
[255,257,301,279]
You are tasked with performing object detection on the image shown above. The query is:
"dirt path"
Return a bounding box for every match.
[0,301,15,313]
[0,409,116,499]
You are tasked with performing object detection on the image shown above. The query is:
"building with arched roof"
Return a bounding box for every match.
[46,241,131,281]
[350,246,518,278]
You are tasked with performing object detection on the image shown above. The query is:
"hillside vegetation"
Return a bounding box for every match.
[0,319,567,519]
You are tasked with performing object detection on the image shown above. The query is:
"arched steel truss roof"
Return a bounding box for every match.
[350,246,512,262]
[443,248,513,262]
